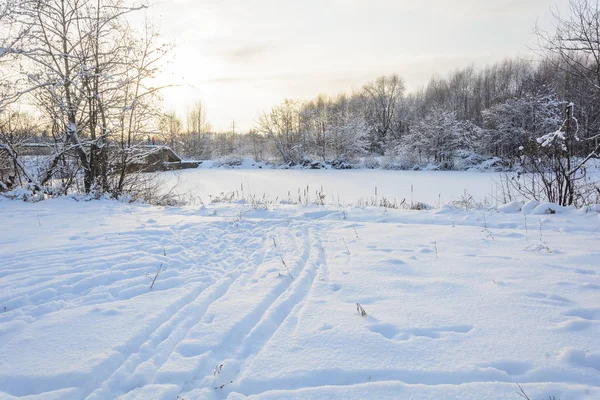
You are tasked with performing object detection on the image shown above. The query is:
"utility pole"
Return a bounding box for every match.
[231,119,236,153]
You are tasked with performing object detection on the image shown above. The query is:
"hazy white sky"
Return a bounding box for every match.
[147,0,566,132]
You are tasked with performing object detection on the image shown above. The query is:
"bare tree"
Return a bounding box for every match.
[159,111,183,150]
[186,100,211,134]
[0,110,40,189]
[257,99,302,164]
[1,0,171,197]
[362,75,406,154]
[535,0,600,163]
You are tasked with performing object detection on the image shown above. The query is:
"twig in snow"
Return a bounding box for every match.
[356,303,367,317]
[230,209,251,225]
[215,380,233,390]
[433,241,439,258]
[481,216,496,241]
[525,220,552,253]
[342,237,350,254]
[213,364,223,375]
[515,383,531,400]
[272,238,293,280]
[145,264,165,289]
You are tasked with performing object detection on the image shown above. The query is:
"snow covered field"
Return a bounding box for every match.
[1,194,599,399]
[161,168,503,206]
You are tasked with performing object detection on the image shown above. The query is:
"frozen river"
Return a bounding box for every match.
[161,168,504,206]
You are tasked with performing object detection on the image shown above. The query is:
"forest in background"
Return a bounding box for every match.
[1,0,599,206]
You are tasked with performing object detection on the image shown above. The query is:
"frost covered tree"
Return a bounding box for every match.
[534,0,600,161]
[0,110,40,188]
[504,103,596,206]
[302,95,331,162]
[362,75,406,154]
[482,93,565,160]
[0,0,170,196]
[408,108,464,168]
[327,95,368,162]
[257,99,303,164]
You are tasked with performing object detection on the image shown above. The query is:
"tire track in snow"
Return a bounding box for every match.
[83,224,270,400]
[230,367,600,398]
[176,223,325,397]
[0,222,228,342]
[228,225,328,387]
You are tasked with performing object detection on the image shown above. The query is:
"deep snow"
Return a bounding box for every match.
[0,195,599,400]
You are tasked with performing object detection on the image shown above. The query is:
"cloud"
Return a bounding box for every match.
[196,36,274,64]
[217,44,272,63]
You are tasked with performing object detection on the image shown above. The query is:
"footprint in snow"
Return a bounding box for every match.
[329,283,342,292]
[525,292,573,306]
[367,245,393,253]
[560,348,600,372]
[384,258,406,265]
[565,308,600,320]
[202,314,215,324]
[557,319,592,332]
[478,360,532,376]
[368,323,473,341]
[555,308,600,332]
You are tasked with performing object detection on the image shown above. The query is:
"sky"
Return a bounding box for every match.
[146,0,567,132]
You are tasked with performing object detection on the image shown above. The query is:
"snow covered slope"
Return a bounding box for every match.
[0,198,599,399]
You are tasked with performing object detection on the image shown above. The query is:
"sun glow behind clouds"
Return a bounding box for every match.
[147,0,565,132]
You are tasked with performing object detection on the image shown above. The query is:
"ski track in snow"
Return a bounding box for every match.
[0,198,599,400]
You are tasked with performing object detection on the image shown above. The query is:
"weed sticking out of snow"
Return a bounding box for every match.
[356,303,367,317]
[525,220,552,253]
[272,237,294,280]
[451,190,482,210]
[145,264,165,289]
[213,364,223,375]
[482,215,497,241]
[215,380,233,390]
[342,237,351,254]
[516,383,559,400]
[230,209,251,225]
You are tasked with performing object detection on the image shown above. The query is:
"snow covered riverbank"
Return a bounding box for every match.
[1,198,599,399]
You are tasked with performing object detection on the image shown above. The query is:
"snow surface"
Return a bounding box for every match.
[161,169,502,206]
[1,195,599,400]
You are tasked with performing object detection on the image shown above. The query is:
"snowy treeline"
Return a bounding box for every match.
[0,0,171,198]
[214,58,590,171]
[1,0,599,206]
[172,57,598,174]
